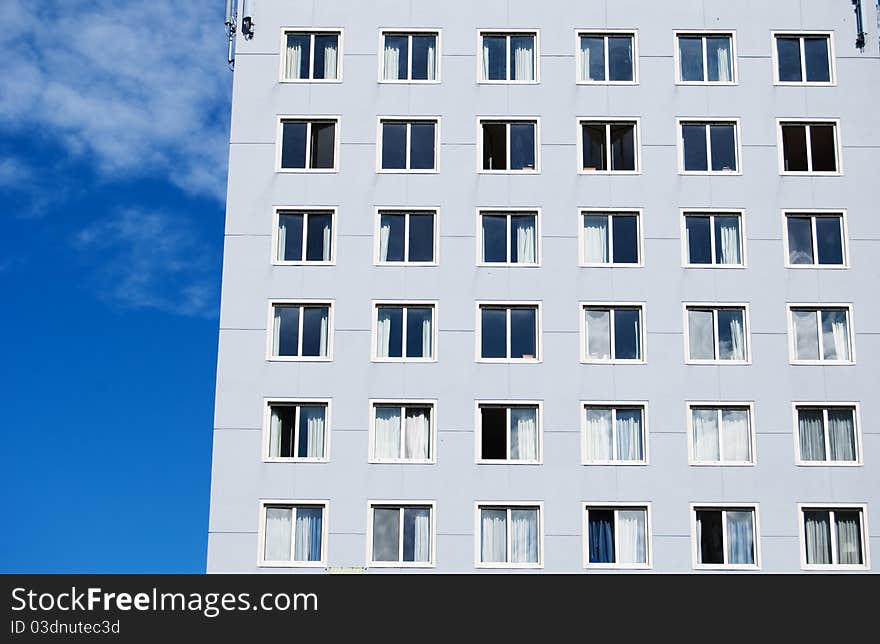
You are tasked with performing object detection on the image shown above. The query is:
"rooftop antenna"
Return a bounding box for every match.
[852,0,867,50]
[241,0,255,40]
[225,0,237,70]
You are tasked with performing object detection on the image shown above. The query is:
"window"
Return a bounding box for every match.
[584,505,650,568]
[370,402,434,463]
[480,120,538,172]
[579,119,639,173]
[679,120,739,173]
[373,303,435,361]
[477,403,541,463]
[788,305,853,363]
[376,210,437,264]
[282,31,341,81]
[478,210,539,265]
[477,504,542,567]
[801,506,868,568]
[368,504,434,567]
[479,31,537,82]
[381,31,439,82]
[270,302,332,360]
[688,405,754,465]
[278,118,337,171]
[582,304,644,362]
[477,303,540,361]
[265,401,329,461]
[582,404,646,464]
[378,119,438,172]
[675,32,735,83]
[795,405,860,465]
[784,212,847,267]
[274,210,333,264]
[693,506,759,568]
[685,305,749,363]
[260,502,326,566]
[577,32,636,83]
[580,210,641,266]
[773,33,833,84]
[683,211,744,267]
[779,121,839,174]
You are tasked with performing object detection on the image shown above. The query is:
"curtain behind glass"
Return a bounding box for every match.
[510,407,538,461]
[588,511,614,563]
[617,510,647,564]
[585,309,611,359]
[404,508,431,562]
[264,507,292,561]
[721,408,751,462]
[320,37,338,79]
[798,409,826,461]
[294,508,323,562]
[835,512,863,564]
[582,215,609,263]
[821,310,850,361]
[374,407,401,459]
[510,509,538,563]
[693,408,720,461]
[511,36,534,81]
[299,406,325,458]
[513,216,536,263]
[804,511,832,564]
[481,509,507,563]
[726,511,755,564]
[715,216,741,264]
[723,311,746,360]
[688,309,714,359]
[827,408,856,461]
[615,409,643,461]
[404,408,430,460]
[376,308,393,358]
[793,310,820,360]
[585,408,613,461]
[285,34,308,79]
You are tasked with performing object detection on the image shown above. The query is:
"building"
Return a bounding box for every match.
[207,0,880,573]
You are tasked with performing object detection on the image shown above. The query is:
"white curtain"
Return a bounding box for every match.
[716,45,731,82]
[323,41,338,79]
[293,508,322,562]
[793,310,819,360]
[805,512,831,564]
[510,509,538,563]
[285,36,303,79]
[426,40,436,80]
[583,216,609,263]
[824,312,850,361]
[721,409,751,462]
[585,408,613,461]
[615,410,643,461]
[617,510,647,564]
[318,311,329,356]
[383,42,401,80]
[836,513,862,564]
[580,39,590,81]
[376,309,392,358]
[585,309,611,359]
[798,409,826,461]
[481,41,490,80]
[421,314,433,358]
[301,406,325,458]
[404,409,430,460]
[726,511,754,564]
[828,409,856,462]
[264,507,292,561]
[277,217,288,261]
[693,409,720,461]
[480,509,507,563]
[272,307,283,355]
[717,218,741,264]
[510,408,538,461]
[269,408,283,457]
[374,407,401,459]
[411,508,431,562]
[688,310,714,360]
[321,219,331,260]
[515,218,536,263]
[379,220,391,262]
[513,40,534,81]
[727,314,746,360]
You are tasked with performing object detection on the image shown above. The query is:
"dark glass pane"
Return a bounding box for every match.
[305,214,331,261]
[706,37,732,82]
[697,510,724,564]
[483,35,506,80]
[379,307,403,358]
[809,125,837,172]
[509,215,535,263]
[312,34,337,79]
[281,121,307,169]
[297,406,323,457]
[406,307,432,358]
[782,125,809,171]
[686,216,712,264]
[510,123,535,170]
[588,510,615,563]
[275,306,300,356]
[510,308,537,359]
[612,215,639,264]
[710,124,737,171]
[582,124,607,171]
[286,34,311,79]
[815,217,843,265]
[509,35,535,81]
[481,308,507,358]
[380,214,405,262]
[310,122,335,168]
[372,508,399,561]
[411,35,435,80]
[278,213,303,261]
[482,123,507,170]
[581,36,605,81]
[407,214,434,262]
[275,406,296,458]
[402,508,428,561]
[682,124,708,171]
[381,122,407,169]
[385,35,408,80]
[481,407,508,459]
[301,307,328,356]
[614,309,641,359]
[804,37,830,82]
[482,215,507,262]
[777,37,802,81]
[608,36,633,81]
[610,123,635,171]
[679,37,704,81]
[409,122,436,169]
[786,216,814,264]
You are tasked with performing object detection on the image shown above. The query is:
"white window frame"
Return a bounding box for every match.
[279,28,344,83]
[266,299,334,362]
[376,116,440,174]
[578,208,644,267]
[477,117,541,174]
[776,118,843,176]
[271,207,337,266]
[579,302,647,364]
[781,209,849,269]
[798,503,870,570]
[690,503,761,571]
[673,30,738,85]
[786,303,855,365]
[262,398,331,463]
[792,402,863,467]
[475,301,543,363]
[680,209,747,268]
[371,300,439,363]
[257,499,329,568]
[366,501,437,568]
[368,399,437,464]
[580,401,649,465]
[377,29,442,84]
[476,208,542,267]
[582,503,653,569]
[575,29,639,85]
[476,29,540,84]
[373,207,439,266]
[473,502,544,569]
[686,402,756,466]
[474,400,544,465]
[771,31,836,86]
[682,302,751,365]
[275,116,341,173]
[576,118,642,175]
[676,118,743,176]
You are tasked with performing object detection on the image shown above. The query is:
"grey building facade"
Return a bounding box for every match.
[208,0,880,573]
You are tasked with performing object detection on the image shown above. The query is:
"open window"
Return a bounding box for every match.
[480,120,538,172]
[584,505,650,568]
[579,120,638,173]
[278,118,337,171]
[478,403,541,463]
[693,506,759,569]
[265,401,328,461]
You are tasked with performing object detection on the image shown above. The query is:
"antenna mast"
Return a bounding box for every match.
[225,0,237,70]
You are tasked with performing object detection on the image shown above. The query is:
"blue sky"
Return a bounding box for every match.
[0,1,230,572]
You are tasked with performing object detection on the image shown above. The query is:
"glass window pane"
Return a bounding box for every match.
[782,125,809,171]
[510,123,535,170]
[617,509,647,564]
[692,408,720,461]
[679,37,704,81]
[482,123,507,170]
[615,408,644,461]
[407,214,434,262]
[298,406,325,458]
[409,122,436,170]
[305,214,331,261]
[482,215,507,263]
[585,408,613,461]
[301,307,328,356]
[588,509,615,564]
[483,35,507,80]
[509,35,535,81]
[820,309,850,361]
[804,510,832,564]
[798,408,827,461]
[481,308,507,358]
[381,122,407,169]
[403,507,431,562]
[697,510,724,564]
[312,34,338,80]
[835,511,863,564]
[827,408,856,462]
[293,506,323,561]
[777,37,802,81]
[581,36,606,81]
[284,34,311,80]
[480,508,507,562]
[377,306,403,358]
[610,124,635,171]
[804,37,830,82]
[710,124,737,171]
[585,309,611,359]
[809,125,837,172]
[281,121,307,169]
[310,122,335,168]
[275,306,300,356]
[510,509,539,563]
[582,124,607,171]
[614,308,641,360]
[510,308,537,359]
[713,216,741,265]
[792,309,819,360]
[583,215,609,263]
[264,507,293,561]
[686,216,712,264]
[721,409,751,462]
[706,37,732,82]
[510,215,536,264]
[278,213,304,261]
[406,307,432,358]
[372,508,400,561]
[688,309,715,360]
[411,35,436,81]
[725,511,755,565]
[608,36,633,81]
[612,215,639,264]
[717,308,745,360]
[383,34,409,80]
[380,214,405,262]
[786,216,815,264]
[815,217,843,265]
[682,124,708,171]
